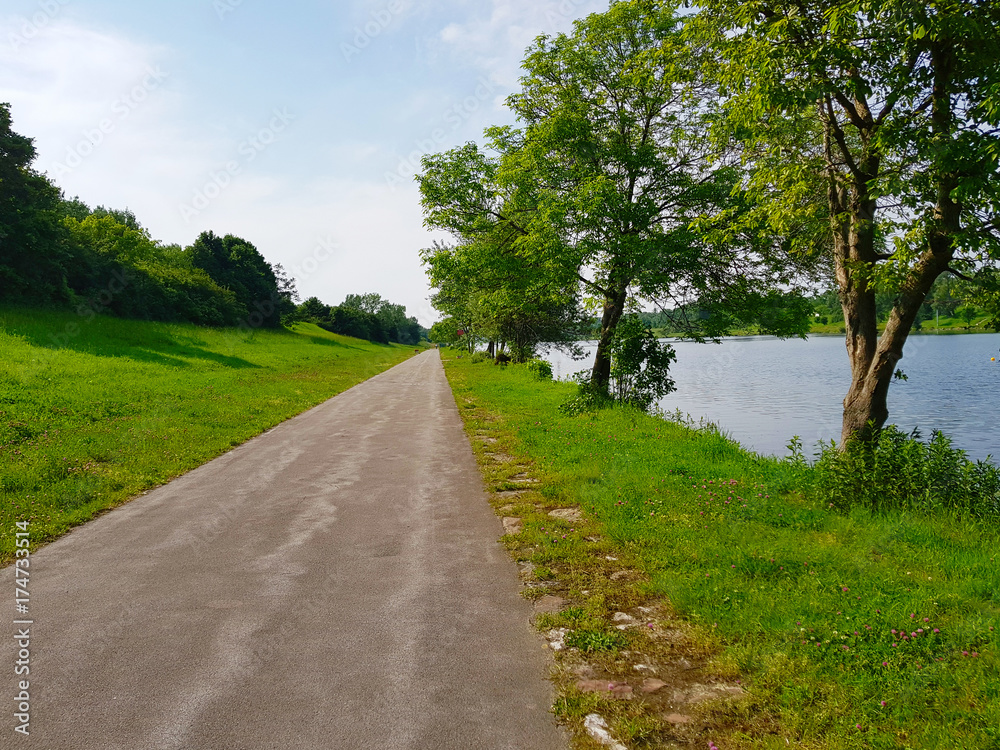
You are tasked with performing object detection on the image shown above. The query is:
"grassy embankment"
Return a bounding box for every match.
[648,317,996,337]
[805,315,995,336]
[444,357,998,750]
[0,307,419,562]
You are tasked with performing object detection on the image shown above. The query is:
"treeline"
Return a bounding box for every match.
[1,103,296,328]
[1,102,424,341]
[810,275,993,332]
[297,293,425,346]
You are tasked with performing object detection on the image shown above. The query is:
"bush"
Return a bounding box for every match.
[609,314,676,411]
[469,351,490,364]
[559,371,613,416]
[811,425,1000,518]
[525,358,553,380]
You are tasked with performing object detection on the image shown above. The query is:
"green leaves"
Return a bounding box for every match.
[608,314,677,411]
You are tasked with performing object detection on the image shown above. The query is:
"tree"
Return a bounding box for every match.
[608,314,677,410]
[328,304,387,343]
[342,292,386,315]
[420,233,588,361]
[428,317,462,346]
[698,0,1000,444]
[187,231,284,327]
[271,263,300,323]
[0,102,70,301]
[956,305,978,330]
[298,296,330,322]
[420,2,813,391]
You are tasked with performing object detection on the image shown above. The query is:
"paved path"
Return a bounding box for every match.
[1,351,565,750]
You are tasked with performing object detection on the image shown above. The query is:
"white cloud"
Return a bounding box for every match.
[432,0,608,87]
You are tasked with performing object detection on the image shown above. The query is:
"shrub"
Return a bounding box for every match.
[609,314,676,411]
[525,358,553,380]
[812,424,1000,518]
[469,351,490,364]
[559,370,613,415]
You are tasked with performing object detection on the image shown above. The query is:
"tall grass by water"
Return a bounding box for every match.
[0,307,417,562]
[445,356,999,749]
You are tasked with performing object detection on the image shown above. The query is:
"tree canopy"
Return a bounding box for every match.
[419,1,816,389]
[694,0,1000,442]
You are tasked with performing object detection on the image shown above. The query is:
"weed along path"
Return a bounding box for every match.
[0,350,565,750]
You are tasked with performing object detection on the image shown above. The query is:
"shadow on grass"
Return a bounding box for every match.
[123,345,258,369]
[8,314,261,369]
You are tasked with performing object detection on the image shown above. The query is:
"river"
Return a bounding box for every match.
[544,333,1000,462]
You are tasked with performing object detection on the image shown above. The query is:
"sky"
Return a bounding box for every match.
[0,0,609,326]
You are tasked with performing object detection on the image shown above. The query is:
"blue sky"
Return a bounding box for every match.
[1,0,608,325]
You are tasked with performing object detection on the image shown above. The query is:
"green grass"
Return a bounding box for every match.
[0,306,419,561]
[444,357,1000,750]
[807,316,996,336]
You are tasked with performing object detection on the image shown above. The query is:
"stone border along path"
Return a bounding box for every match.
[464,380,748,749]
[0,350,566,750]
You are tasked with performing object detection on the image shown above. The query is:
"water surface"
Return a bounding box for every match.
[545,334,1000,461]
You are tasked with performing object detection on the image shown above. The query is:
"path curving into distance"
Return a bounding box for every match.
[1,350,565,750]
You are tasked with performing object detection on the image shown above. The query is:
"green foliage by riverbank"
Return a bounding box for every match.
[445,356,999,749]
[0,307,417,562]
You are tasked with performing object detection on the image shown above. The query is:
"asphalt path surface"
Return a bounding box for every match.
[1,350,565,750]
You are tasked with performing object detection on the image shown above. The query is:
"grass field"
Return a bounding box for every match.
[0,306,418,562]
[444,357,999,750]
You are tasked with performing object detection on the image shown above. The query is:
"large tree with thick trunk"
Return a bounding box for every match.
[697,0,1000,445]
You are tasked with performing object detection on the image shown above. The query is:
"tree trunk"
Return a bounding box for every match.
[825,112,887,446]
[835,44,959,446]
[839,246,954,444]
[591,284,628,393]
